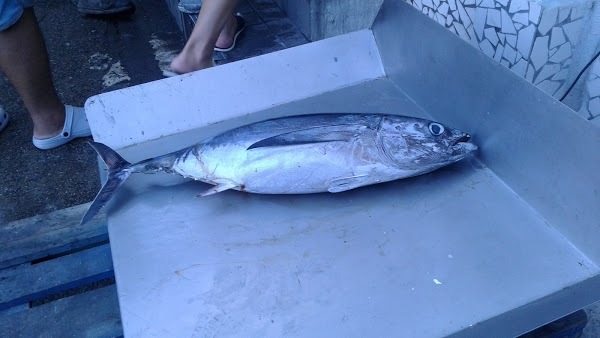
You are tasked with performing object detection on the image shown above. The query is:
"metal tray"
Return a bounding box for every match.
[85,1,600,337]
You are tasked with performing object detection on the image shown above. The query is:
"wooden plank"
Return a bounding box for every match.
[0,244,114,311]
[0,203,108,270]
[0,284,122,337]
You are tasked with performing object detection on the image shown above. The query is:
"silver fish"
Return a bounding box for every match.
[81,113,477,224]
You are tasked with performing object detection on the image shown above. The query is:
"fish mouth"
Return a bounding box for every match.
[448,134,478,155]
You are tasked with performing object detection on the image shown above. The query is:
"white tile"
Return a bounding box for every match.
[494,43,504,61]
[446,14,454,26]
[501,59,511,67]
[517,51,524,60]
[563,20,583,45]
[531,36,549,70]
[480,0,495,8]
[452,10,461,21]
[563,58,572,68]
[497,32,506,44]
[467,25,479,46]
[464,0,476,5]
[512,12,529,25]
[591,115,600,127]
[570,5,586,21]
[423,0,434,8]
[503,44,517,63]
[537,80,561,96]
[429,9,436,19]
[474,8,487,40]
[423,7,429,14]
[449,0,457,11]
[449,25,457,34]
[534,63,561,84]
[549,47,558,57]
[529,2,542,24]
[517,24,536,58]
[587,78,600,98]
[552,67,570,81]
[436,12,447,25]
[549,42,571,63]
[515,23,524,30]
[505,34,517,47]
[487,9,502,28]
[433,0,441,8]
[457,1,472,27]
[526,63,535,82]
[511,58,528,77]
[485,27,499,45]
[538,8,558,36]
[496,0,508,7]
[454,22,471,41]
[589,98,600,116]
[466,7,476,22]
[439,2,450,16]
[501,8,517,34]
[480,39,496,57]
[413,0,423,10]
[508,0,528,14]
[558,7,570,23]
[592,59,600,76]
[550,27,566,49]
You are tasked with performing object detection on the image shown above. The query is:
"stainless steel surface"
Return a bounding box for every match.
[93,1,600,337]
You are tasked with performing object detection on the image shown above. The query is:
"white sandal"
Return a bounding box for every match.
[32,105,92,150]
[0,106,8,133]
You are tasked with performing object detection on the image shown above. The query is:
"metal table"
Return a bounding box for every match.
[86,1,600,337]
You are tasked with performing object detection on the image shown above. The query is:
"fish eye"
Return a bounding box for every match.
[428,123,445,136]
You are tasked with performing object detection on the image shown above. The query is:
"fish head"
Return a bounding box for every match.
[379,116,478,170]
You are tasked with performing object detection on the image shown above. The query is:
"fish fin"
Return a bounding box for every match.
[198,181,239,197]
[247,125,366,150]
[81,142,132,224]
[328,175,371,193]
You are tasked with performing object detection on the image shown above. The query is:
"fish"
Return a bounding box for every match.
[81,113,477,224]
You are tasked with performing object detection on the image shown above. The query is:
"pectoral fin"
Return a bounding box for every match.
[247,124,365,150]
[328,175,371,193]
[198,181,239,197]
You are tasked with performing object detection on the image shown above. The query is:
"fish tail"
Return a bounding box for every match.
[80,142,133,224]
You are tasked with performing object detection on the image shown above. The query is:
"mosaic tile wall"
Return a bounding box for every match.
[405,0,600,125]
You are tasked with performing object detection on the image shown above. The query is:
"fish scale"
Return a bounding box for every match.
[81,113,478,224]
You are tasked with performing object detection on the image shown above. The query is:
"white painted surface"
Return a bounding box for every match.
[85,30,385,150]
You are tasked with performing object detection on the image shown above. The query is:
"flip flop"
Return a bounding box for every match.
[32,105,92,150]
[162,59,217,77]
[0,106,8,133]
[214,14,246,52]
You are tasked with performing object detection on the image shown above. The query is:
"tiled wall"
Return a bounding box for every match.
[405,0,600,125]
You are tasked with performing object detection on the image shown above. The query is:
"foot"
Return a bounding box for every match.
[32,105,92,150]
[214,15,246,52]
[169,50,215,75]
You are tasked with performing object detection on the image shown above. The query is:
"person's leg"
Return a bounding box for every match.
[0,7,64,139]
[170,0,239,74]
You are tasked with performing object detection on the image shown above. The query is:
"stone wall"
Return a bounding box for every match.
[403,0,600,125]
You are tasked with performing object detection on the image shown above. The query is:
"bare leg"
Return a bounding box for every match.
[0,8,65,139]
[170,0,238,74]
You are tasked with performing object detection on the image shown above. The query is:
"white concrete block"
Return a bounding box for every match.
[85,30,385,149]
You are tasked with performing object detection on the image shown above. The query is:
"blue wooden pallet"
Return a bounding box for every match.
[0,203,122,337]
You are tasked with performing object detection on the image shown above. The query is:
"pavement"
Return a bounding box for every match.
[0,0,598,335]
